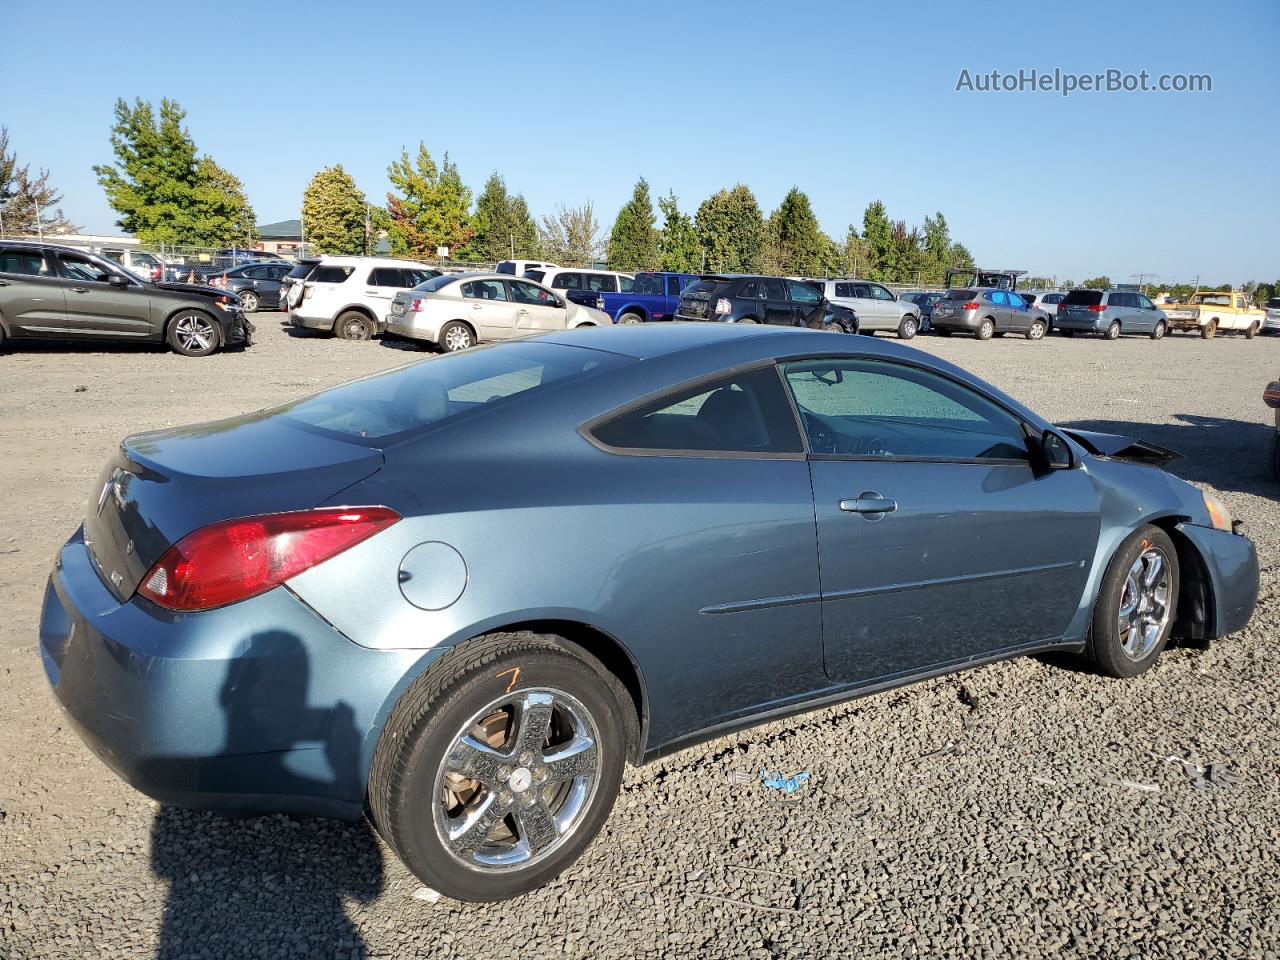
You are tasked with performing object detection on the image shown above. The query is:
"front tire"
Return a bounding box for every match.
[897,315,919,339]
[617,312,644,325]
[1150,320,1166,340]
[368,632,627,902]
[1085,525,1179,678]
[336,311,375,341]
[976,318,995,340]
[166,311,219,357]
[439,320,475,351]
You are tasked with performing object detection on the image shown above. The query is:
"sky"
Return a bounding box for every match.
[3,0,1277,285]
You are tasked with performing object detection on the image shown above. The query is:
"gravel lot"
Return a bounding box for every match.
[1,317,1277,959]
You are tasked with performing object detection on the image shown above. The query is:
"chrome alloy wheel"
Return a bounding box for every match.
[444,325,473,350]
[1117,546,1172,660]
[173,313,216,352]
[433,688,601,872]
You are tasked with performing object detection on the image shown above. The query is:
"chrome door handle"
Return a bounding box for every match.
[839,493,897,515]
[70,287,90,294]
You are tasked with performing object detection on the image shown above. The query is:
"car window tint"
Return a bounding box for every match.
[283,342,627,444]
[461,280,508,301]
[1062,290,1103,306]
[416,274,458,293]
[496,262,515,275]
[1044,293,1063,304]
[368,268,402,287]
[685,279,717,296]
[782,359,1030,461]
[524,270,545,283]
[312,265,354,284]
[591,367,803,455]
[871,285,895,301]
[666,276,682,296]
[852,284,872,298]
[403,269,438,286]
[619,276,633,292]
[632,274,663,295]
[584,273,617,292]
[787,280,820,304]
[762,278,786,300]
[510,280,553,305]
[0,248,51,275]
[57,253,116,283]
[734,280,759,299]
[834,282,854,298]
[551,272,581,289]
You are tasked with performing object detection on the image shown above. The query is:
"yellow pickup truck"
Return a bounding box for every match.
[1162,290,1265,339]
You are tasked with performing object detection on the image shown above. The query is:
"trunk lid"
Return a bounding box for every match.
[82,414,383,603]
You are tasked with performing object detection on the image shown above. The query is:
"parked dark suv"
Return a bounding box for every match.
[675,275,859,332]
[209,261,295,312]
[0,241,250,357]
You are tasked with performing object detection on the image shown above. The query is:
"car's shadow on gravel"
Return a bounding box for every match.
[148,630,384,959]
[1060,414,1276,497]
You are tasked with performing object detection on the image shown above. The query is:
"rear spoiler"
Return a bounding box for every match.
[1059,428,1180,468]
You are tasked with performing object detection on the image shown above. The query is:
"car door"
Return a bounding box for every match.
[460,278,518,339]
[0,245,67,337]
[780,357,1100,684]
[869,284,901,328]
[760,277,794,325]
[53,250,155,339]
[509,279,566,333]
[365,267,412,318]
[787,279,824,325]
[260,264,291,307]
[1006,291,1031,332]
[1134,293,1158,333]
[850,283,888,330]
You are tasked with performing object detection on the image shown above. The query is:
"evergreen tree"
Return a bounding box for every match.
[695,185,763,272]
[506,194,539,259]
[190,158,257,248]
[921,212,951,284]
[839,224,865,277]
[386,142,473,259]
[0,127,76,235]
[657,191,701,273]
[946,241,974,271]
[469,172,528,262]
[860,200,893,281]
[770,187,825,275]
[888,221,925,283]
[302,165,368,255]
[607,177,660,270]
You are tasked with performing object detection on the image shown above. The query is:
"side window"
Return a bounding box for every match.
[1137,294,1155,310]
[619,276,633,292]
[761,278,786,300]
[666,276,682,297]
[852,284,872,298]
[243,266,271,280]
[1109,292,1129,308]
[57,253,116,283]
[834,282,854,298]
[551,272,581,290]
[787,280,820,304]
[781,358,1030,461]
[1045,293,1063,305]
[510,280,554,305]
[585,273,617,293]
[590,367,804,455]
[985,291,1001,304]
[369,268,410,287]
[461,279,508,301]
[736,280,759,299]
[312,265,354,284]
[871,284,895,301]
[0,247,51,276]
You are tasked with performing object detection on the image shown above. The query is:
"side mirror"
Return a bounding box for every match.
[108,273,129,287]
[1038,430,1074,470]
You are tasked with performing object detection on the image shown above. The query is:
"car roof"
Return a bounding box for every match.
[320,255,431,267]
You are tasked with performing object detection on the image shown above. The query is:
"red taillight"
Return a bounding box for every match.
[714,298,732,316]
[138,507,400,611]
[409,297,424,312]
[960,302,979,310]
[1087,304,1107,312]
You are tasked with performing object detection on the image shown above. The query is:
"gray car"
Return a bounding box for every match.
[1055,289,1168,340]
[1263,297,1280,335]
[0,240,250,357]
[39,324,1258,902]
[815,279,922,337]
[930,288,1049,341]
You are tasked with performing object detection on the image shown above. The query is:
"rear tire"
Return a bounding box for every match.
[976,318,995,340]
[1202,319,1217,339]
[1085,525,1179,679]
[335,311,375,341]
[736,317,759,324]
[1105,320,1121,340]
[439,320,475,351]
[1245,321,1258,340]
[368,632,627,902]
[239,291,260,313]
[166,310,219,357]
[617,312,644,325]
[1150,320,1166,340]
[896,315,919,339]
[1027,319,1046,340]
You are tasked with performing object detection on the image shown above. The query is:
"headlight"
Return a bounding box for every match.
[1202,490,1233,532]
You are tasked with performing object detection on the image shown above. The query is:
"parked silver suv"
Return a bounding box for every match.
[812,279,921,338]
[0,240,250,357]
[931,287,1048,341]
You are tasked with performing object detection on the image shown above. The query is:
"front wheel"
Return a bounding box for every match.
[439,320,475,351]
[368,632,627,902]
[976,318,995,340]
[167,311,219,357]
[617,312,644,325]
[1085,525,1179,678]
[239,290,260,313]
[335,311,375,341]
[1027,319,1046,340]
[897,315,919,339]
[1150,320,1166,340]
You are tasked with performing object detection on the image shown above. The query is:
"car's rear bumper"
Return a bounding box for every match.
[39,529,430,819]
[1176,521,1259,639]
[1054,315,1107,333]
[930,312,980,331]
[288,310,334,332]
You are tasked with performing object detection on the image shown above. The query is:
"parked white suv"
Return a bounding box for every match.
[289,256,438,340]
[813,279,922,338]
[524,267,634,298]
[385,273,611,351]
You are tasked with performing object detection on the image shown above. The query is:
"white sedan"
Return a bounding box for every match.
[386,273,612,351]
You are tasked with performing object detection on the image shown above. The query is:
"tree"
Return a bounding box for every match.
[1082,276,1111,290]
[921,212,951,284]
[695,185,763,272]
[838,224,864,276]
[302,165,368,255]
[768,187,825,275]
[385,142,473,260]
[468,172,538,262]
[607,177,660,270]
[946,241,975,271]
[0,127,76,236]
[860,200,893,281]
[887,221,926,283]
[538,203,604,265]
[94,97,252,246]
[657,191,701,272]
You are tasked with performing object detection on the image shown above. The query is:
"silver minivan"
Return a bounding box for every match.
[1055,289,1168,340]
[813,279,921,338]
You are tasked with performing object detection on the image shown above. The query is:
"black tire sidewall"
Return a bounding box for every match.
[336,311,373,341]
[439,321,473,350]
[387,648,625,901]
[1088,525,1179,678]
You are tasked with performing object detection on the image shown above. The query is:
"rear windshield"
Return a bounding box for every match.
[684,279,719,296]
[281,342,628,445]
[312,265,354,284]
[287,262,318,279]
[496,262,515,274]
[1062,290,1103,306]
[944,289,977,300]
[416,274,458,293]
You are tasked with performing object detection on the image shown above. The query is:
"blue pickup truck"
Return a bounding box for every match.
[594,272,699,323]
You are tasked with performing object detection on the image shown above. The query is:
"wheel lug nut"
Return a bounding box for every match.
[534,767,548,783]
[497,766,512,780]
[500,790,513,805]
[519,751,533,765]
